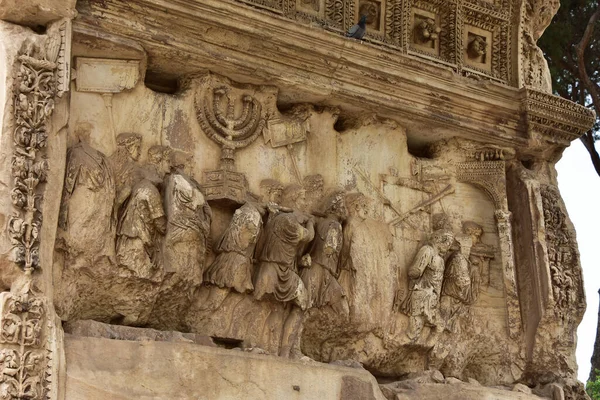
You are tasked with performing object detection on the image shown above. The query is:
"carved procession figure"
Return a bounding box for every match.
[149,172,212,330]
[301,190,349,315]
[253,184,315,357]
[162,173,212,283]
[400,229,454,340]
[115,146,172,283]
[204,202,263,293]
[339,193,396,328]
[108,133,143,210]
[58,141,116,264]
[440,234,473,333]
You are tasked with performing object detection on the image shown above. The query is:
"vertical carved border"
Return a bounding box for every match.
[0,293,48,400]
[343,0,356,33]
[456,161,522,339]
[3,19,71,400]
[540,185,585,337]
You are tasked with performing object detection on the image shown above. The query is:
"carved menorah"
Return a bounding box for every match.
[197,86,264,171]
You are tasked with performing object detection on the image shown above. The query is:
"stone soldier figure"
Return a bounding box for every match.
[401,229,454,340]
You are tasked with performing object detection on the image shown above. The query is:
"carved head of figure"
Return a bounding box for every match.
[259,179,284,204]
[432,213,452,232]
[345,193,370,220]
[170,150,194,176]
[358,2,379,26]
[116,133,142,161]
[430,229,454,255]
[282,184,308,212]
[304,174,324,193]
[321,190,348,221]
[467,35,487,60]
[148,145,173,178]
[462,221,483,246]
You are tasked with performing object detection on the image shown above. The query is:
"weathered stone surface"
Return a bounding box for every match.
[64,335,387,400]
[0,0,594,399]
[63,320,216,346]
[380,381,547,400]
[0,0,77,26]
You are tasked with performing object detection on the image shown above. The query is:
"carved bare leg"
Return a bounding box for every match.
[279,306,305,358]
[406,315,424,341]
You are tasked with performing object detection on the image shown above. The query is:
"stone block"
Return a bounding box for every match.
[64,335,387,400]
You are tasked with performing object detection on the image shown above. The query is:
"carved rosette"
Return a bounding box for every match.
[233,0,513,84]
[0,293,48,400]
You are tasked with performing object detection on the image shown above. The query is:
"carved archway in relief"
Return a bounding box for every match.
[456,161,507,211]
[456,160,521,338]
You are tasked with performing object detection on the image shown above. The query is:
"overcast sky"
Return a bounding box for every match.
[556,140,600,382]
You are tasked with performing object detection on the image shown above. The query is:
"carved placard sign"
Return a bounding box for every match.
[75,58,140,93]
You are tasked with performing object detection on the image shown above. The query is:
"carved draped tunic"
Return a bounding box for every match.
[116,179,164,280]
[253,212,313,309]
[442,251,472,304]
[401,244,445,325]
[204,204,261,293]
[300,217,347,311]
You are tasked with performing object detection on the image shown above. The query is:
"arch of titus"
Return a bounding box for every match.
[0,0,595,399]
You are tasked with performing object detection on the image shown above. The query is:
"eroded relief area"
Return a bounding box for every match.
[47,64,548,386]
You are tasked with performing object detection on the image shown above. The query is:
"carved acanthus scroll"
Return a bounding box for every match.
[3,20,71,400]
[9,42,60,273]
[0,293,47,400]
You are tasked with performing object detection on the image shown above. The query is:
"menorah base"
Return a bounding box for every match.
[202,169,248,205]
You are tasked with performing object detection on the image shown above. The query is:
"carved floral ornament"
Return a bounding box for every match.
[3,20,70,400]
[8,21,70,274]
[0,293,48,400]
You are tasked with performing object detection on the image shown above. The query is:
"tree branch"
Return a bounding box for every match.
[575,5,600,176]
[575,5,600,117]
[580,131,600,177]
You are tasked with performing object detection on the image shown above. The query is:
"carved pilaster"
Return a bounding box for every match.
[1,18,72,400]
[494,209,522,340]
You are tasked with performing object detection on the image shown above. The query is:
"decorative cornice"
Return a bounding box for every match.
[521,87,596,146]
[73,0,594,155]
